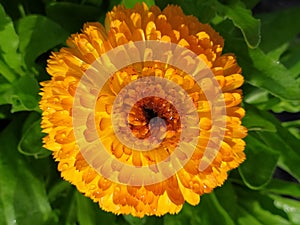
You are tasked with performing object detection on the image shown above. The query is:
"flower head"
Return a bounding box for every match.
[40,2,247,217]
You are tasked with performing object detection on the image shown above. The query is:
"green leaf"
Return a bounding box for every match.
[270,195,300,225]
[108,0,123,10]
[0,76,40,112]
[0,76,12,106]
[0,57,18,83]
[17,15,68,68]
[46,183,78,225]
[123,215,147,225]
[236,207,264,225]
[76,193,96,225]
[236,198,290,225]
[243,84,281,110]
[215,1,261,48]
[247,47,300,101]
[82,0,103,7]
[244,85,270,104]
[258,131,300,182]
[235,186,290,225]
[253,113,300,181]
[18,112,50,158]
[0,116,54,225]
[265,179,300,199]
[242,105,277,132]
[46,2,103,33]
[240,0,260,9]
[283,119,300,128]
[214,181,239,220]
[281,40,300,79]
[197,192,235,225]
[271,100,300,113]
[166,184,237,225]
[282,120,300,139]
[144,217,164,225]
[11,76,40,112]
[61,190,78,225]
[239,133,280,189]
[76,191,116,225]
[0,104,11,120]
[0,4,23,82]
[122,215,162,225]
[164,204,200,225]
[239,198,290,225]
[122,0,155,8]
[266,42,289,61]
[244,82,300,112]
[258,6,300,53]
[48,181,72,203]
[1,0,45,20]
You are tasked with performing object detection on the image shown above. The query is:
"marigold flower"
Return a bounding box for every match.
[40,2,247,217]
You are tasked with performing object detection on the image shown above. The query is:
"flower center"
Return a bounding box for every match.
[128,96,181,140]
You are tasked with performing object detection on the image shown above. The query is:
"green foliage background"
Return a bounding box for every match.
[0,0,300,224]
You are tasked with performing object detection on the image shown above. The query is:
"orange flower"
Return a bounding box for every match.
[40,3,247,217]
